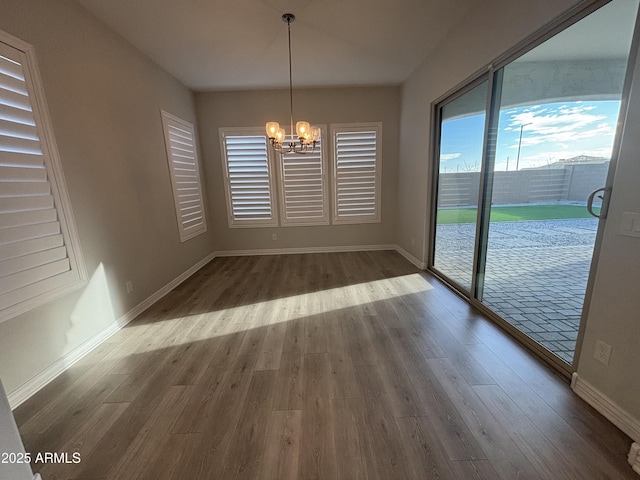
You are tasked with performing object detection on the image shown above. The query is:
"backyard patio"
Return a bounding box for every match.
[433,216,599,363]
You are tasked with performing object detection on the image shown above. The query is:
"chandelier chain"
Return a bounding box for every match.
[287,17,294,146]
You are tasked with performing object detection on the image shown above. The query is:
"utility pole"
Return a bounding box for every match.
[515,123,531,171]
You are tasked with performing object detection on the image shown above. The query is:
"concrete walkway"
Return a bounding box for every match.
[433,218,598,363]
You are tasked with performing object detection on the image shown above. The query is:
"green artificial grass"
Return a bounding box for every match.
[436,204,600,224]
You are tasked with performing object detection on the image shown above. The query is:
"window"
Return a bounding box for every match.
[0,33,85,322]
[219,124,383,228]
[331,123,382,224]
[160,111,207,241]
[278,126,329,226]
[219,128,278,227]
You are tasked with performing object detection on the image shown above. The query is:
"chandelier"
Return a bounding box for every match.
[266,13,320,155]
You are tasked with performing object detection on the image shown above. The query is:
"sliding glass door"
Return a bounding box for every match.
[432,80,488,292]
[431,0,639,368]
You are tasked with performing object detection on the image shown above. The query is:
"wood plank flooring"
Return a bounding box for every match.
[14,251,636,479]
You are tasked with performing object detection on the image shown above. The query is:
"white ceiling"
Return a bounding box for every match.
[74,0,482,91]
[519,0,638,63]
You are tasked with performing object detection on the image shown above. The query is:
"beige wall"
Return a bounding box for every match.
[196,87,400,252]
[0,0,214,395]
[576,40,640,434]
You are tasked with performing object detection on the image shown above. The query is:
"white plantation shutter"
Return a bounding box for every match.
[0,36,84,322]
[219,128,277,227]
[332,123,382,224]
[161,111,207,242]
[279,129,329,226]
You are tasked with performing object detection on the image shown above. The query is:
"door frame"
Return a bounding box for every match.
[428,72,490,295]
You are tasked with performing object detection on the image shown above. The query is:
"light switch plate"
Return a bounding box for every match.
[594,340,612,365]
[620,212,640,238]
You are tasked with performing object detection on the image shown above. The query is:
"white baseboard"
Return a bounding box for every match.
[114,252,216,328]
[7,321,120,409]
[571,373,640,443]
[213,243,428,270]
[628,443,640,475]
[213,244,396,257]
[7,252,216,409]
[394,245,427,269]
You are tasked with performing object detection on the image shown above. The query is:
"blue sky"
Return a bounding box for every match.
[439,100,621,172]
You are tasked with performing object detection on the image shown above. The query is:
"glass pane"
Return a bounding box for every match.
[479,0,638,363]
[433,81,488,291]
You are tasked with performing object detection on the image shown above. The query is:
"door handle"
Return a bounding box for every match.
[586,186,612,219]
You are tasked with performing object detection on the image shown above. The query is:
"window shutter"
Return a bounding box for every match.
[332,123,382,224]
[161,111,207,242]
[280,130,329,226]
[0,37,84,321]
[219,129,277,227]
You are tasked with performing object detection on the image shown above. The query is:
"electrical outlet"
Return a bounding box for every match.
[272,233,277,241]
[125,280,134,294]
[594,340,612,365]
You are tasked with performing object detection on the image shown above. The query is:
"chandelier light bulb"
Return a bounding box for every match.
[266,122,280,139]
[310,126,321,142]
[296,121,310,139]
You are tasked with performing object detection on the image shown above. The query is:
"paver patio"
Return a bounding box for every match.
[433,217,599,363]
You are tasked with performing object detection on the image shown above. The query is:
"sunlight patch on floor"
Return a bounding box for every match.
[106,273,434,357]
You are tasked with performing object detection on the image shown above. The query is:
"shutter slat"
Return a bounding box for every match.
[284,200,324,208]
[0,270,75,311]
[0,180,50,197]
[0,118,38,140]
[170,147,194,157]
[182,217,203,227]
[0,54,25,81]
[0,87,32,112]
[0,246,67,278]
[0,233,64,262]
[0,257,70,294]
[181,209,202,218]
[0,70,27,95]
[0,102,36,126]
[0,208,57,229]
[0,221,60,245]
[184,221,204,231]
[0,132,41,154]
[169,131,193,143]
[0,194,54,213]
[0,165,47,181]
[0,150,43,168]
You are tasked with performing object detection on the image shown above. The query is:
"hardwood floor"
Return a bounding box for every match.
[14,251,636,479]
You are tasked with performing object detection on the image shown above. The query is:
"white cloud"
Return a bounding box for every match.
[518,123,615,147]
[440,153,462,161]
[505,104,613,149]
